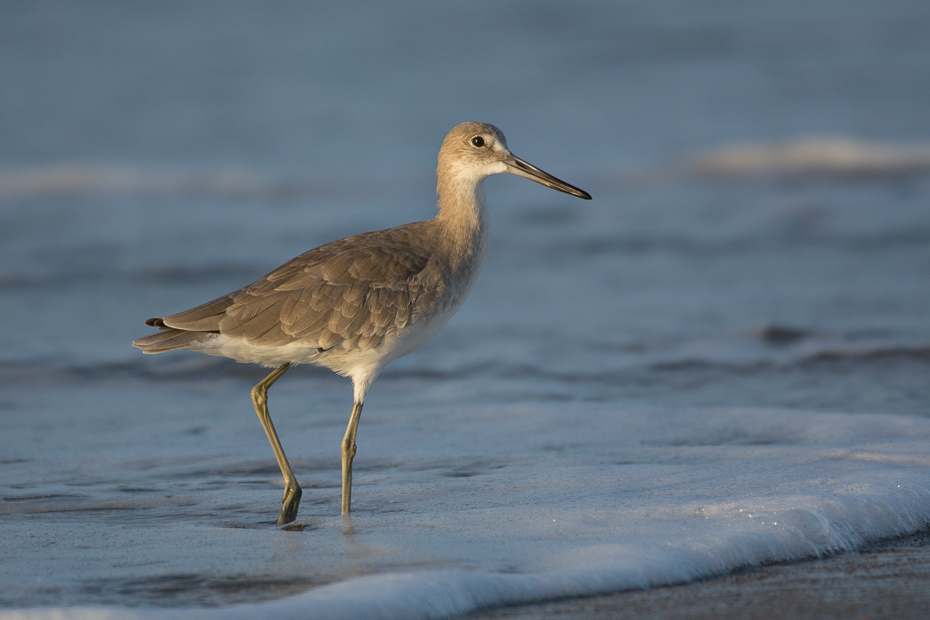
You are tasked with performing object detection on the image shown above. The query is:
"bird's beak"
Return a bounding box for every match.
[505,154,592,200]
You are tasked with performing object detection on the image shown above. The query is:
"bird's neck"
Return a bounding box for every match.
[435,171,491,269]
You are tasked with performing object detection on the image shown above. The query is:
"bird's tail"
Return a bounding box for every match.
[132,328,218,354]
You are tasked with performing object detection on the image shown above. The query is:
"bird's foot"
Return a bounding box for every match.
[275,485,302,525]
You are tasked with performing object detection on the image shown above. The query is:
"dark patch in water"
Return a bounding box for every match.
[444,471,481,478]
[755,325,809,345]
[644,433,798,447]
[118,486,161,494]
[802,345,930,363]
[0,495,198,516]
[2,492,83,502]
[79,572,327,608]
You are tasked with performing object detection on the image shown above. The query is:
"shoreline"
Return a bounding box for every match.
[468,529,930,620]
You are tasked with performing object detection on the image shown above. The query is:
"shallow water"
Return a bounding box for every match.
[2,1,930,618]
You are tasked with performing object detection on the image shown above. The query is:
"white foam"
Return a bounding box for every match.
[3,405,930,620]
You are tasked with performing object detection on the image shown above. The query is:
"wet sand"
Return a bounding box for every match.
[470,530,930,620]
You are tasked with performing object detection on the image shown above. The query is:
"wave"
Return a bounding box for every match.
[632,138,930,184]
[0,165,274,197]
[691,138,930,179]
[14,327,926,398]
[3,489,930,619]
[0,166,421,199]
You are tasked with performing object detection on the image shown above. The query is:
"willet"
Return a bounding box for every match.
[133,122,591,524]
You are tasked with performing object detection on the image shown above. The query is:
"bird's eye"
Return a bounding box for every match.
[471,136,486,148]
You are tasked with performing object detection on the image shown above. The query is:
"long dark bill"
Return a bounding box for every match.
[506,155,592,200]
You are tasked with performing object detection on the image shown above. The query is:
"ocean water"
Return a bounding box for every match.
[2,1,930,618]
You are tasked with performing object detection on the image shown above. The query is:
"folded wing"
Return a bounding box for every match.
[142,224,443,353]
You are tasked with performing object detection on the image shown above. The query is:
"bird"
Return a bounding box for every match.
[133,122,591,524]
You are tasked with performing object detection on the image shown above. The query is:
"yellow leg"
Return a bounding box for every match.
[251,363,301,525]
[341,401,364,515]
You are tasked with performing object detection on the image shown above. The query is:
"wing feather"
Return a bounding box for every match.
[160,294,235,332]
[202,222,445,351]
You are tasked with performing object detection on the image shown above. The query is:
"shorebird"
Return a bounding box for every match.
[133,122,591,524]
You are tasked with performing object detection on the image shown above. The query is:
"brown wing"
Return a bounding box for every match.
[158,222,444,351]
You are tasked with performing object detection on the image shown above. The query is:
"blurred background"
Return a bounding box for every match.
[2,0,929,415]
[2,0,930,609]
